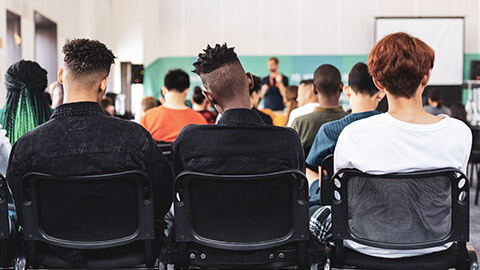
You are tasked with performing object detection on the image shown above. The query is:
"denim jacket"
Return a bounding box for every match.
[7,102,173,225]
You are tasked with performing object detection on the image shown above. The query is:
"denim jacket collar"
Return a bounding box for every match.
[218,108,265,125]
[51,102,106,119]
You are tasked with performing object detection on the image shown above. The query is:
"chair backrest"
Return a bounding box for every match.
[174,170,309,250]
[320,154,334,205]
[331,168,469,250]
[471,126,480,151]
[0,174,10,265]
[156,141,172,161]
[20,170,155,250]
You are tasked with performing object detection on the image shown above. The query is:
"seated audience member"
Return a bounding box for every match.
[424,88,451,115]
[43,91,53,107]
[48,81,64,108]
[6,39,173,266]
[280,85,299,126]
[171,43,304,176]
[291,65,348,156]
[287,80,318,127]
[100,96,115,116]
[306,62,385,174]
[140,69,207,142]
[0,60,52,144]
[310,32,472,258]
[142,96,159,112]
[250,75,273,125]
[450,102,469,127]
[192,86,217,124]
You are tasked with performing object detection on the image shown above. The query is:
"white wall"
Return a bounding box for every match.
[143,0,480,63]
[0,0,479,106]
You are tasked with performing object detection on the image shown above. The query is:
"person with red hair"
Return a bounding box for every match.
[310,32,472,258]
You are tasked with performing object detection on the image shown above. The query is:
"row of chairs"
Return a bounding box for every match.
[0,141,477,269]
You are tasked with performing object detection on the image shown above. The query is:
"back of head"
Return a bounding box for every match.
[141,96,158,112]
[286,85,298,102]
[192,86,205,104]
[62,38,116,91]
[250,75,262,96]
[193,43,248,104]
[2,60,51,143]
[450,102,468,125]
[427,88,444,108]
[348,62,379,96]
[313,64,342,97]
[367,32,434,98]
[164,69,190,93]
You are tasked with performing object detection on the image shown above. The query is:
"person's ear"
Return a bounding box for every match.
[373,78,386,92]
[100,76,109,92]
[203,91,216,106]
[312,84,319,95]
[161,86,168,97]
[183,88,189,97]
[375,88,386,102]
[246,72,254,90]
[339,82,344,93]
[58,68,64,84]
[421,69,432,88]
[343,85,352,98]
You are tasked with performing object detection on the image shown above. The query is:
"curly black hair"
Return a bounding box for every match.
[62,38,116,77]
[193,43,239,75]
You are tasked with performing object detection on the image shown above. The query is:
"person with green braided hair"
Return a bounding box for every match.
[0,60,52,144]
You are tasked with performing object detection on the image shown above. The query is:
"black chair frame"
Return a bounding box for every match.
[330,168,476,270]
[164,170,317,269]
[319,154,334,206]
[20,170,156,269]
[0,174,11,267]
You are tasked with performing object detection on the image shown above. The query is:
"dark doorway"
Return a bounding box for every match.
[6,10,21,67]
[35,12,57,85]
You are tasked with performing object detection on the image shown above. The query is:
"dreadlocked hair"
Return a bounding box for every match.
[1,60,51,143]
[192,43,239,75]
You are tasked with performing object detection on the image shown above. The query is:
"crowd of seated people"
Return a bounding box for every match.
[0,32,474,268]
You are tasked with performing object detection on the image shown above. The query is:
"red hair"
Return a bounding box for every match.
[367,32,434,98]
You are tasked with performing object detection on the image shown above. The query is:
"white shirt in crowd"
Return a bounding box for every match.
[287,102,320,127]
[0,126,11,177]
[334,113,472,258]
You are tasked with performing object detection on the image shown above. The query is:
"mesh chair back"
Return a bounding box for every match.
[21,171,154,249]
[332,169,469,250]
[174,170,309,250]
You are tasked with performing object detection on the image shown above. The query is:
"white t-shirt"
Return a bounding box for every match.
[287,102,319,127]
[334,113,472,258]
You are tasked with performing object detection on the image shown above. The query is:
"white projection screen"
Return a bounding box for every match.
[375,17,464,85]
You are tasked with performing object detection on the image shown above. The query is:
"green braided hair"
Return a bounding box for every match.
[0,60,51,144]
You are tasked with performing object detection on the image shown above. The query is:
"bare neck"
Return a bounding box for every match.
[317,94,340,108]
[63,84,101,104]
[163,91,188,109]
[219,96,251,114]
[387,92,441,124]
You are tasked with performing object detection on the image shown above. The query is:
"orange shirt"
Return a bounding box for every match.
[140,106,207,142]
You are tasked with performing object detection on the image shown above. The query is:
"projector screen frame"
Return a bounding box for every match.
[374,16,465,86]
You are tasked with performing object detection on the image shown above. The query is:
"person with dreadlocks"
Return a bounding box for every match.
[171,43,304,177]
[6,39,173,268]
[1,60,52,144]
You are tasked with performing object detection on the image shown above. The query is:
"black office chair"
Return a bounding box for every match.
[469,126,480,204]
[160,170,324,269]
[19,171,156,269]
[328,168,478,270]
[0,174,11,268]
[319,154,334,206]
[155,141,172,161]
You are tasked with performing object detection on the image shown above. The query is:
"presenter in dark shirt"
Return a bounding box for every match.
[261,57,289,111]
